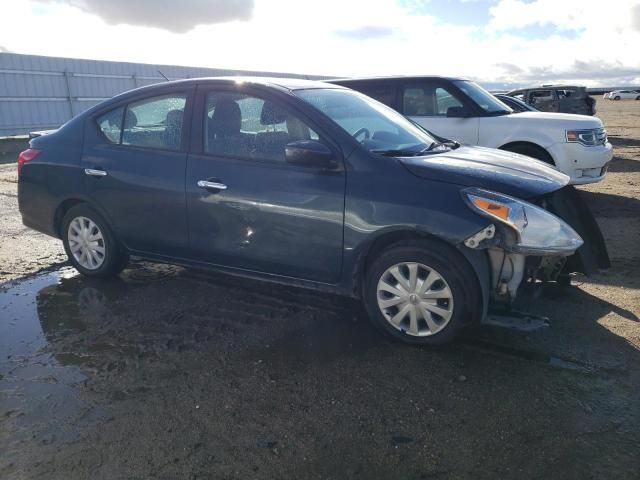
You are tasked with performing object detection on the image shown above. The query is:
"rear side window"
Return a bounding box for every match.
[122,94,187,150]
[97,106,124,144]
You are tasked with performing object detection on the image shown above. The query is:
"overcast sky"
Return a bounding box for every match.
[1,0,639,87]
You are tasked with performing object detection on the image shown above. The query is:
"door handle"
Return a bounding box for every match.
[85,168,107,177]
[197,180,228,191]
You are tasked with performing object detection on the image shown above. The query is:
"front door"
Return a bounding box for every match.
[185,87,345,283]
[82,89,193,257]
[402,82,479,145]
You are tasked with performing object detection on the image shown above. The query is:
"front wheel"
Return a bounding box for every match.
[62,204,128,277]
[363,240,478,345]
[614,96,621,100]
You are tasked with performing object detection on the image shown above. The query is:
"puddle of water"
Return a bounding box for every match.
[1,268,74,363]
[1,262,383,377]
[1,268,91,448]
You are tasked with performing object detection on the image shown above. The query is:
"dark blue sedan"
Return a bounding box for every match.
[18,77,587,344]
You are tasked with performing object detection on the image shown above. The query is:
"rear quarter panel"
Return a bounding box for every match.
[18,123,84,237]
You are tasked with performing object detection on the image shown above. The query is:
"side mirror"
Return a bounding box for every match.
[285,140,337,169]
[446,106,471,118]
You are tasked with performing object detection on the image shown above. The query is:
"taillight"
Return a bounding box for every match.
[17,148,41,174]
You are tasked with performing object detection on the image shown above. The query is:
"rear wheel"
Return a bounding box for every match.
[62,204,128,277]
[636,96,640,101]
[363,240,478,345]
[614,96,621,100]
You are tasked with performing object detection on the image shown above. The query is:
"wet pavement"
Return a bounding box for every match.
[1,262,639,479]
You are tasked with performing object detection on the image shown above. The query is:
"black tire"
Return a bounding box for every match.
[501,143,554,165]
[614,96,620,100]
[362,239,479,345]
[636,96,640,101]
[61,204,128,277]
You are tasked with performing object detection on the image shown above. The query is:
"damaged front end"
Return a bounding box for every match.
[538,185,610,276]
[461,188,588,309]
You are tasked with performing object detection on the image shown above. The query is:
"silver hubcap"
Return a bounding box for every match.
[67,216,105,270]
[376,262,454,337]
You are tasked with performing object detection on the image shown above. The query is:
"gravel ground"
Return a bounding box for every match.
[0,98,639,479]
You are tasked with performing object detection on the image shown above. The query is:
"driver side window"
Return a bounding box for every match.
[403,85,464,117]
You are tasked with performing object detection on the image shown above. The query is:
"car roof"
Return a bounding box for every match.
[118,76,346,95]
[329,75,468,83]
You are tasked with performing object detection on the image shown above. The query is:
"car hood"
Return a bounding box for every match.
[504,111,603,128]
[399,146,569,199]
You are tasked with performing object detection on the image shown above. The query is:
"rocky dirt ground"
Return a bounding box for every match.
[0,98,639,479]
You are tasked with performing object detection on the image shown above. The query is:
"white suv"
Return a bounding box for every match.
[605,90,640,100]
[332,76,613,184]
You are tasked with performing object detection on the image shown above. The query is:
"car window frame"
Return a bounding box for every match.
[190,83,343,169]
[400,80,479,118]
[528,89,556,102]
[91,86,196,154]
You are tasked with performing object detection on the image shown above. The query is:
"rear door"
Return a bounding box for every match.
[185,85,345,283]
[82,88,194,257]
[401,81,479,145]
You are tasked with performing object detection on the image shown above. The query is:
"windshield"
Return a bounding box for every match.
[295,88,438,155]
[454,80,512,115]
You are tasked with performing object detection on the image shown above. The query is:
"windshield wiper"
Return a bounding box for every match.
[425,140,460,151]
[373,149,425,157]
[373,140,460,157]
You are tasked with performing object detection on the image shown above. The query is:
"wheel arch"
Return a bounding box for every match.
[351,228,489,322]
[498,141,555,165]
[53,196,115,239]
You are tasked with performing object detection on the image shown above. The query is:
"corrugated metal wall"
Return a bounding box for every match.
[0,53,326,136]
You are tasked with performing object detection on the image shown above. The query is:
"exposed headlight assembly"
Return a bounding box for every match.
[463,188,583,255]
[566,128,604,146]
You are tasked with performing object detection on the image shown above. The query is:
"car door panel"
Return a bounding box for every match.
[81,89,194,257]
[185,87,345,284]
[186,156,344,282]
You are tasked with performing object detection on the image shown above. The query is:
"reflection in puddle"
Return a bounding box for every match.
[1,261,383,380]
[1,262,384,473]
[1,267,90,449]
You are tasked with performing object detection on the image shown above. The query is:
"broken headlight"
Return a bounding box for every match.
[463,188,583,255]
